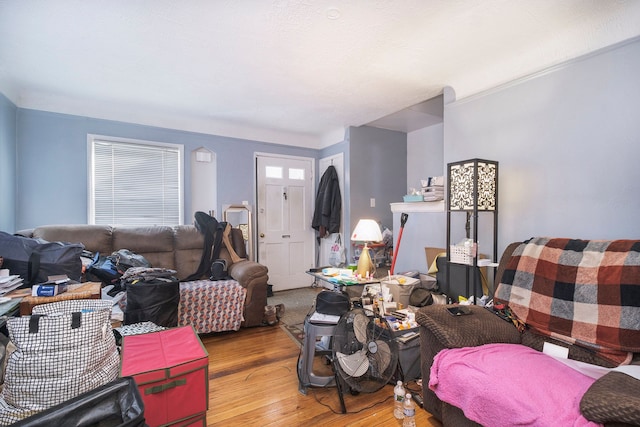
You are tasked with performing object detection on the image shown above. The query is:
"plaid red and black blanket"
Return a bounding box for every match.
[495,237,640,360]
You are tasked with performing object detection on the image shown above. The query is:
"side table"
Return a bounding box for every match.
[15,282,101,315]
[306,270,379,298]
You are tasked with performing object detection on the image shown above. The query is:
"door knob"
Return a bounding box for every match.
[260,233,265,238]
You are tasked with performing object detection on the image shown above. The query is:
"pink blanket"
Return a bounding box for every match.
[429,344,601,427]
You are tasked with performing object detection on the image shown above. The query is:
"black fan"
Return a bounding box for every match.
[332,308,398,394]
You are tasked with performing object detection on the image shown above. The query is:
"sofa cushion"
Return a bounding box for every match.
[112,226,175,253]
[429,343,599,427]
[173,226,204,280]
[580,371,640,425]
[33,225,113,256]
[174,226,204,251]
[415,305,521,349]
[112,226,176,271]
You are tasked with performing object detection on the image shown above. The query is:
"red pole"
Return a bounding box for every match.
[390,213,408,275]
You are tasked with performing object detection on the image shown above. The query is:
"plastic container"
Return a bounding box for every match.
[403,393,416,427]
[381,275,421,307]
[393,380,405,419]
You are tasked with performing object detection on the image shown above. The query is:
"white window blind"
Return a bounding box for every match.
[89,135,183,226]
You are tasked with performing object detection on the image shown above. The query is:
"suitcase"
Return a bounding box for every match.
[11,377,146,427]
[121,326,208,427]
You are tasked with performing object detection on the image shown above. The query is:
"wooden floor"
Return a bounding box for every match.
[202,324,442,426]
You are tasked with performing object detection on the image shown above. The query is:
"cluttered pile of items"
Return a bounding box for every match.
[420,176,444,201]
[357,274,435,341]
[403,176,444,202]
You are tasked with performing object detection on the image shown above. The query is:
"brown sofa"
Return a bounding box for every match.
[18,224,269,328]
[416,239,640,427]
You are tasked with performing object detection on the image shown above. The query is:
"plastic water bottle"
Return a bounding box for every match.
[393,380,405,419]
[402,393,416,427]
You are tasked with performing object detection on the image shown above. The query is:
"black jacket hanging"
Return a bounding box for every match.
[312,165,341,238]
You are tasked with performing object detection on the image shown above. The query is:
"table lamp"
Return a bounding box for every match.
[350,219,383,278]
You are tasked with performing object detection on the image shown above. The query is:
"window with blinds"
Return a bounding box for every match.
[88,135,184,226]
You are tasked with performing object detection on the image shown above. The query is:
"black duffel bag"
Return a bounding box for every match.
[315,290,350,316]
[11,377,146,427]
[121,267,180,328]
[0,231,84,285]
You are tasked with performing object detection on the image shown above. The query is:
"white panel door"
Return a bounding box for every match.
[256,155,315,291]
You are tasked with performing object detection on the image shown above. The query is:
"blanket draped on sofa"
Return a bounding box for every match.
[179,279,247,333]
[495,237,640,364]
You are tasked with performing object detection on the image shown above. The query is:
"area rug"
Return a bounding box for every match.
[281,323,305,348]
[268,286,323,347]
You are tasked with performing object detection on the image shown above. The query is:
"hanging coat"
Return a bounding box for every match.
[312,165,341,238]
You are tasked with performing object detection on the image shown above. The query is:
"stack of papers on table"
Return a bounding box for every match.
[0,275,24,295]
[309,311,340,324]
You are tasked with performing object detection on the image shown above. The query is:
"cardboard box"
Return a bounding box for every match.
[424,247,446,274]
[121,326,209,427]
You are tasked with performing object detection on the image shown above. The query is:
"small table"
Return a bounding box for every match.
[15,282,101,315]
[306,270,380,297]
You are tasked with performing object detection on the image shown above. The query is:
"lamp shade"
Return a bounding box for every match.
[448,159,498,211]
[350,219,382,243]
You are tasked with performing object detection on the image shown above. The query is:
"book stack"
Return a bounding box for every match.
[421,176,444,201]
[0,275,24,296]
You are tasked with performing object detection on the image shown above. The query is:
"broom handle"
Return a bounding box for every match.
[390,213,408,275]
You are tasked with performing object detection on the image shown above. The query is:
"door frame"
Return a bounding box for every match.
[254,152,316,266]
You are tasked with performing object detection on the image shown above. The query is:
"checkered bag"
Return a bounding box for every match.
[0,299,119,425]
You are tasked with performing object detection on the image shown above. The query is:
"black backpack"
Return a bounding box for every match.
[210,259,229,281]
[315,291,350,316]
[185,212,227,281]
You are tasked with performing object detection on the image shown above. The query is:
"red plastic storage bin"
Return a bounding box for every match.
[121,326,209,427]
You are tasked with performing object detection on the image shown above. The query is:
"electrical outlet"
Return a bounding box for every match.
[370,198,375,207]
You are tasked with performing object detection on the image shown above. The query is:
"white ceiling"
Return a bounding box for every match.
[1,1,640,149]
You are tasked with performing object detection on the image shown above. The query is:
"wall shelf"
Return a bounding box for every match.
[390,201,444,213]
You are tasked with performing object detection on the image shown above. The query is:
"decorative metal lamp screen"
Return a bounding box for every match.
[447,159,498,211]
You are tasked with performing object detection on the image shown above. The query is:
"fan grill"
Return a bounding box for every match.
[332,308,398,393]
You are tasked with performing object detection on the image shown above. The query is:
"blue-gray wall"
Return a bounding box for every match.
[348,125,407,234]
[445,37,640,256]
[408,123,444,189]
[6,35,639,255]
[0,93,17,232]
[14,109,319,231]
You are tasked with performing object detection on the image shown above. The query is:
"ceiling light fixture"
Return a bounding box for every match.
[326,7,341,20]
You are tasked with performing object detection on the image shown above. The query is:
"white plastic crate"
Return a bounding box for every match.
[450,244,475,265]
